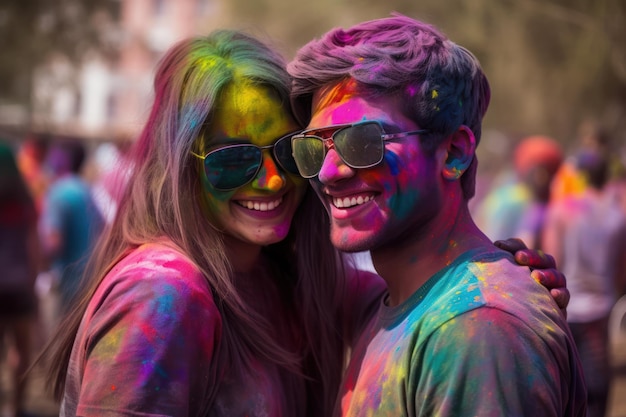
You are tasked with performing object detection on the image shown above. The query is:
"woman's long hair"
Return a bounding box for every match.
[41,30,348,414]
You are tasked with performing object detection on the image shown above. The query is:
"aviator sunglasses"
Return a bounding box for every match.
[291,120,430,178]
[191,131,301,191]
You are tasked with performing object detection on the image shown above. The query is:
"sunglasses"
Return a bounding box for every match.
[192,131,301,191]
[291,120,429,178]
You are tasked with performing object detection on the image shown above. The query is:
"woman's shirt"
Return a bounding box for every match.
[61,241,307,417]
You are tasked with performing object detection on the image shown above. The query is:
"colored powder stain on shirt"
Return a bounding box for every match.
[139,322,160,343]
[337,250,586,415]
[93,327,126,361]
[154,284,178,316]
[141,359,169,379]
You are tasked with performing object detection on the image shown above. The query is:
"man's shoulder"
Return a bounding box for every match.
[468,252,560,313]
[422,251,564,334]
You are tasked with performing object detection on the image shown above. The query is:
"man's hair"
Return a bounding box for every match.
[288,13,491,198]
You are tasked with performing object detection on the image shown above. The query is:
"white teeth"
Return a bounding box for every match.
[238,197,283,211]
[333,195,373,208]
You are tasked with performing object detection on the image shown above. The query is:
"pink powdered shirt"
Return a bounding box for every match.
[60,241,308,416]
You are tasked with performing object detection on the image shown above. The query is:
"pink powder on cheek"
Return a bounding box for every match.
[335,203,387,247]
[273,222,291,239]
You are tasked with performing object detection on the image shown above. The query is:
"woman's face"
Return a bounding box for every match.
[199,81,307,247]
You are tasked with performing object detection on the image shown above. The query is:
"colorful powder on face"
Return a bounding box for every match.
[448,164,464,179]
[383,152,402,176]
[313,79,362,124]
[251,163,284,192]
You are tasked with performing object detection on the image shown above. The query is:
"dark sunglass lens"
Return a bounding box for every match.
[273,135,300,174]
[204,146,261,190]
[292,136,325,178]
[334,122,384,168]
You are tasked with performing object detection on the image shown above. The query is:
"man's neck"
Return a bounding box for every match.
[370,205,492,307]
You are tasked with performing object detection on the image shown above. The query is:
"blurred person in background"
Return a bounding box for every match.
[552,122,626,221]
[39,139,105,317]
[475,135,563,249]
[16,134,51,216]
[551,120,610,203]
[0,142,40,417]
[543,149,626,417]
[85,140,133,225]
[36,29,569,417]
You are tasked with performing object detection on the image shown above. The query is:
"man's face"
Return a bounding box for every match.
[305,80,445,252]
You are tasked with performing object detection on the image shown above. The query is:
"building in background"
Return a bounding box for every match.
[30,0,227,143]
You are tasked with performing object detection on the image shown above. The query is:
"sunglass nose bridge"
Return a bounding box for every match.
[323,137,336,151]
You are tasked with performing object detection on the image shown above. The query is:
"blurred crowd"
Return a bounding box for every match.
[472,120,626,417]
[0,133,130,417]
[0,119,625,417]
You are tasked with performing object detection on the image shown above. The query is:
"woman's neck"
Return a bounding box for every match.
[223,234,264,273]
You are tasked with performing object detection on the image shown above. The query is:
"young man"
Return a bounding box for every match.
[288,14,587,416]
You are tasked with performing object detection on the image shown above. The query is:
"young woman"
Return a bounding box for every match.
[41,30,567,416]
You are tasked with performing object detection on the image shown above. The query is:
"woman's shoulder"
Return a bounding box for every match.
[96,240,216,312]
[113,240,201,277]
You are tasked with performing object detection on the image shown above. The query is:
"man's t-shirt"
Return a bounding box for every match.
[335,248,587,417]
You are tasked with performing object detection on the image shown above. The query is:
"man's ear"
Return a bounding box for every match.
[442,125,476,180]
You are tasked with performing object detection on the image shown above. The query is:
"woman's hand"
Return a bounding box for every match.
[495,238,569,314]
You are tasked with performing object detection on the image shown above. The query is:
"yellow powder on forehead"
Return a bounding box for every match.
[211,80,297,146]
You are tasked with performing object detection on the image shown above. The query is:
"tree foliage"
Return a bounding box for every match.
[0,0,118,109]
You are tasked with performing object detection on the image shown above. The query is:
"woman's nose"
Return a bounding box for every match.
[252,152,286,191]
